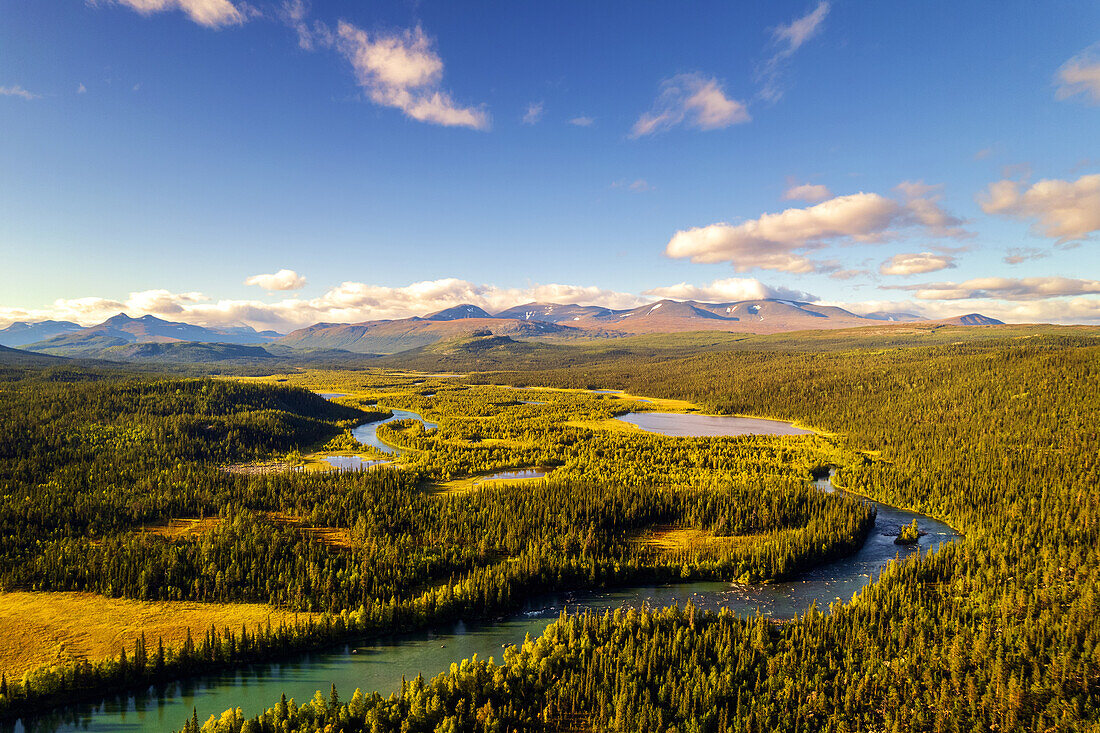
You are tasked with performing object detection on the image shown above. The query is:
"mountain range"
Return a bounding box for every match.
[277,299,1001,353]
[3,301,1004,359]
[12,314,281,356]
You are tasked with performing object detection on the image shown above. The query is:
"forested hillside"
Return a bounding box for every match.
[210,334,1099,732]
[0,368,873,721]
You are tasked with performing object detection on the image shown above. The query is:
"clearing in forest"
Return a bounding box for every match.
[0,591,317,678]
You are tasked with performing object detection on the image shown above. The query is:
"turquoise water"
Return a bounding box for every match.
[617,412,814,437]
[347,409,437,456]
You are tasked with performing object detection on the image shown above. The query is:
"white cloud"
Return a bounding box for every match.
[978,173,1100,242]
[522,101,544,125]
[821,296,1100,325]
[244,269,308,291]
[774,1,830,52]
[334,21,488,130]
[631,73,749,138]
[110,0,246,28]
[893,277,1100,301]
[1003,247,1047,265]
[829,269,870,281]
[758,2,830,102]
[1055,44,1100,104]
[783,182,831,202]
[879,252,956,276]
[6,277,1100,331]
[0,280,646,332]
[665,188,967,273]
[611,178,654,193]
[643,278,816,303]
[568,116,594,127]
[281,0,328,50]
[77,83,87,94]
[0,85,41,100]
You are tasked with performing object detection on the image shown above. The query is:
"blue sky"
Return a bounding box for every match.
[1,0,1098,329]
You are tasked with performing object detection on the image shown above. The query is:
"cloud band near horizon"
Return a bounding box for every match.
[2,275,1099,333]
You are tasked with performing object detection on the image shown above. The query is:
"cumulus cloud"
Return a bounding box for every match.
[568,116,594,127]
[244,269,308,291]
[879,252,956,276]
[108,0,246,28]
[978,174,1100,242]
[783,182,831,202]
[758,1,830,102]
[665,188,967,273]
[631,73,750,138]
[1055,44,1100,104]
[643,278,816,303]
[522,101,544,125]
[0,85,41,100]
[334,21,488,130]
[892,277,1100,301]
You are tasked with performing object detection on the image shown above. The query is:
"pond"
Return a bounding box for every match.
[319,456,391,470]
[474,468,547,483]
[616,412,814,437]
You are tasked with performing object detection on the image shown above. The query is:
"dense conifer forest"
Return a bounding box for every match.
[199,334,1098,732]
[0,331,1096,731]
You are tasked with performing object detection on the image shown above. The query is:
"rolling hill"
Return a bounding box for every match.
[0,343,69,366]
[97,342,278,363]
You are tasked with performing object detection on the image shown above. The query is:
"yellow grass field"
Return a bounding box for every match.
[0,591,316,678]
[634,526,765,552]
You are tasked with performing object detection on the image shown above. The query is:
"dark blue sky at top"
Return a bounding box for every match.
[1,0,1097,327]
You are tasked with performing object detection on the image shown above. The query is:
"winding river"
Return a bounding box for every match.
[8,405,961,733]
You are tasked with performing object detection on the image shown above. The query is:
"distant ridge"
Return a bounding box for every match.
[276,298,1003,353]
[0,320,83,347]
[7,301,1005,360]
[277,317,603,354]
[930,313,1004,326]
[425,304,494,321]
[23,313,282,356]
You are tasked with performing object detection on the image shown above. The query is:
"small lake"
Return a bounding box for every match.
[617,412,814,437]
[320,456,391,470]
[317,393,347,400]
[475,469,547,483]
